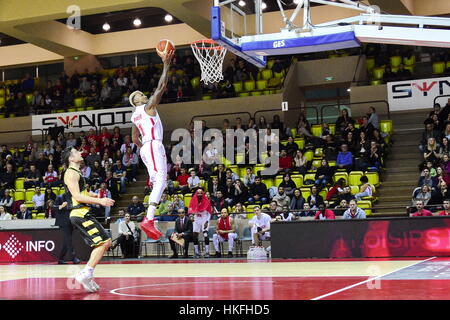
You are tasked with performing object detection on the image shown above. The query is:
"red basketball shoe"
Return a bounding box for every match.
[140,217,163,240]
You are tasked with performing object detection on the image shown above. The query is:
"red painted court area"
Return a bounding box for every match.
[1,258,450,300]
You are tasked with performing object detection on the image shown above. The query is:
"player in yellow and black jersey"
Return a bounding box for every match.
[62,147,115,293]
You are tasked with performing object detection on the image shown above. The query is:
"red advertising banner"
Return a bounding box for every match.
[0,229,91,262]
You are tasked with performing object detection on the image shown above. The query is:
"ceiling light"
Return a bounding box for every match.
[164,14,173,23]
[133,18,141,27]
[102,23,110,31]
[238,0,246,6]
[261,2,267,10]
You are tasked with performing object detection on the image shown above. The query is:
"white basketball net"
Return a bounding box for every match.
[191,40,227,84]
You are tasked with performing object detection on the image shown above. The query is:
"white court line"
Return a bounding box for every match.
[310,256,436,300]
[110,280,275,299]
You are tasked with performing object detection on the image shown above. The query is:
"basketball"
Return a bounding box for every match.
[156,39,175,56]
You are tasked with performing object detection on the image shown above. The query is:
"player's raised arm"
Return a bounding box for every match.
[64,169,115,207]
[145,49,175,113]
[131,124,143,148]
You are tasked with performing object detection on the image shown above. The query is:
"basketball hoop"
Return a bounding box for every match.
[191,39,227,84]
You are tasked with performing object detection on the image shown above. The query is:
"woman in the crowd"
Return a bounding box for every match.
[335,109,355,135]
[278,173,297,197]
[233,179,248,204]
[116,213,137,259]
[354,176,373,201]
[314,159,334,190]
[0,205,12,220]
[293,150,308,175]
[290,188,305,212]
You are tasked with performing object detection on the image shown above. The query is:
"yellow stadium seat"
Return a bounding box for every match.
[291,128,297,138]
[303,174,316,186]
[228,165,239,175]
[390,56,402,67]
[86,106,95,110]
[433,62,445,74]
[349,171,364,186]
[13,189,25,201]
[263,178,274,189]
[67,108,76,112]
[311,159,321,170]
[300,187,311,200]
[294,138,305,150]
[274,176,283,187]
[380,120,393,135]
[244,80,255,92]
[403,55,416,66]
[233,82,243,93]
[319,188,328,199]
[314,148,323,159]
[26,94,33,105]
[202,95,212,100]
[365,171,380,187]
[190,77,200,89]
[76,107,85,111]
[267,60,275,70]
[253,164,266,175]
[311,125,322,137]
[183,194,193,208]
[256,80,267,90]
[370,80,382,86]
[447,61,450,70]
[0,89,5,97]
[263,90,271,95]
[373,67,385,80]
[239,92,250,97]
[350,186,359,195]
[304,150,314,162]
[250,91,262,96]
[35,213,46,220]
[329,124,336,135]
[358,200,372,215]
[291,175,303,188]
[15,178,25,190]
[366,57,375,71]
[74,97,84,108]
[25,189,35,202]
[333,172,349,184]
[261,69,273,80]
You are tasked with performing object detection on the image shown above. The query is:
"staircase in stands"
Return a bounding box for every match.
[110,170,148,217]
[372,111,425,216]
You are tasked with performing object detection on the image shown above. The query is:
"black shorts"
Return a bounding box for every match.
[70,208,110,248]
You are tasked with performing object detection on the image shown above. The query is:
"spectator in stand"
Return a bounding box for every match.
[79,77,91,95]
[177,167,190,194]
[243,168,256,188]
[211,190,226,216]
[439,199,450,216]
[314,159,334,190]
[279,173,297,197]
[171,194,185,213]
[43,164,59,188]
[158,193,175,221]
[410,200,433,217]
[355,176,373,201]
[299,202,315,217]
[208,176,222,198]
[112,159,127,193]
[120,135,137,154]
[127,196,146,217]
[187,169,201,193]
[44,187,57,204]
[122,146,138,183]
[0,205,12,220]
[396,63,412,81]
[24,164,42,189]
[90,160,105,186]
[212,208,238,258]
[293,150,308,175]
[0,163,16,196]
[423,137,440,167]
[314,204,336,220]
[35,152,50,176]
[17,204,32,219]
[412,184,432,207]
[0,189,13,213]
[334,199,350,216]
[278,149,293,174]
[307,185,325,209]
[222,178,236,208]
[418,168,438,191]
[382,66,397,83]
[94,182,112,219]
[336,144,353,172]
[420,123,441,153]
[248,176,268,204]
[343,200,366,219]
[32,187,45,212]
[335,108,355,136]
[283,136,299,158]
[362,140,382,171]
[367,106,379,129]
[290,188,305,212]
[104,170,119,199]
[272,186,291,211]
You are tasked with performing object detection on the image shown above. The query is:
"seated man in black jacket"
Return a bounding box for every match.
[169,208,193,259]
[248,176,268,204]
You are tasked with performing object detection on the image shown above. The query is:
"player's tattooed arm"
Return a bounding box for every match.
[145,49,175,113]
[131,124,143,148]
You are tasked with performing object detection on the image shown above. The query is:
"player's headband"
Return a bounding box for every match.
[129,90,144,107]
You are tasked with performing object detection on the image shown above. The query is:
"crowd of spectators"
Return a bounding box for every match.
[412,98,450,216]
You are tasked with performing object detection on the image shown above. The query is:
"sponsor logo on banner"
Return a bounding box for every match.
[387,76,450,111]
[273,40,285,48]
[32,107,134,133]
[0,234,56,260]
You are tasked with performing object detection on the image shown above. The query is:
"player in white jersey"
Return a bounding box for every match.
[129,48,174,240]
[248,206,271,246]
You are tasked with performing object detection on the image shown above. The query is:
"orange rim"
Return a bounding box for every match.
[191,39,225,51]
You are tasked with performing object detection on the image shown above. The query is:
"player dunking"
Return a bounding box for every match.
[129,47,174,240]
[62,147,115,292]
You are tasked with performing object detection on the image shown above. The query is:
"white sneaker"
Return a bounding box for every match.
[89,278,100,291]
[75,272,97,293]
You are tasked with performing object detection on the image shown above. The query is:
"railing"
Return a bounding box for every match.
[253,106,320,125]
[319,99,390,123]
[433,94,450,107]
[190,111,252,124]
[0,128,45,146]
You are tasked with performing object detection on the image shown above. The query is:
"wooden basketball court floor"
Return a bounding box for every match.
[1,257,450,300]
